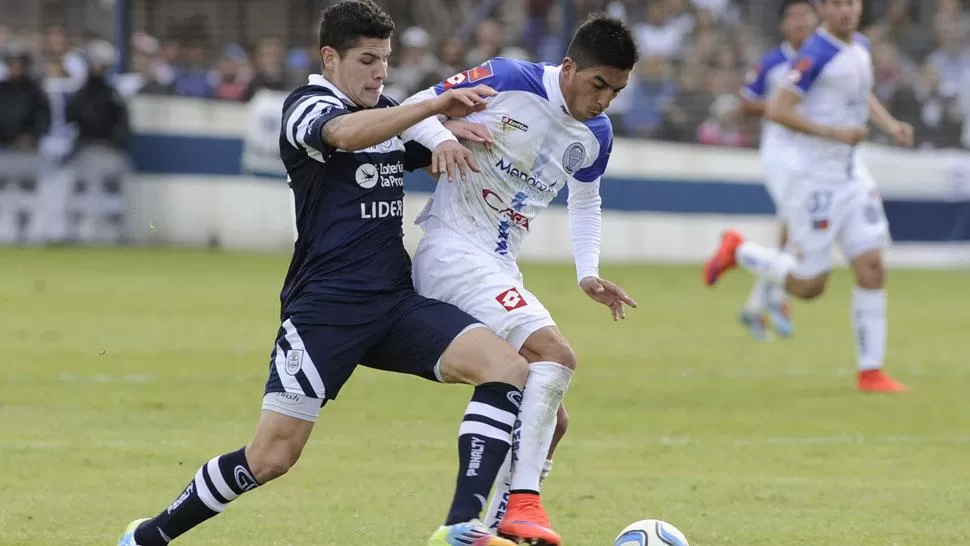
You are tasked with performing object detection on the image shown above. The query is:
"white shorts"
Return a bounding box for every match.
[412,231,556,351]
[763,157,794,220]
[784,177,891,279]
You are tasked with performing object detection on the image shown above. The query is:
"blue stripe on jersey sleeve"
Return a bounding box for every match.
[432,57,548,99]
[742,47,788,100]
[574,115,613,183]
[788,32,840,94]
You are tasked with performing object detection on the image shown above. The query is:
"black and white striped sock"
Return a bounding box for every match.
[445,382,522,526]
[134,447,259,545]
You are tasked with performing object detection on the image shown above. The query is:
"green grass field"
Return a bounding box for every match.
[1,247,969,545]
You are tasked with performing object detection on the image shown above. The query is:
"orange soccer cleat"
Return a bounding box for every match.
[703,230,745,286]
[858,369,910,393]
[497,492,560,545]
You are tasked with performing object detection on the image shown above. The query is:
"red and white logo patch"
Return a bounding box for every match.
[442,61,493,89]
[496,287,527,311]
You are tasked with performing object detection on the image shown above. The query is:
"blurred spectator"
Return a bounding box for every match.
[619,55,678,138]
[0,44,50,243]
[174,40,213,98]
[116,35,174,97]
[211,45,250,101]
[866,0,933,60]
[67,41,131,244]
[26,56,77,245]
[927,19,970,96]
[697,94,751,147]
[904,61,965,149]
[635,0,691,59]
[465,19,529,67]
[42,26,87,89]
[244,37,287,101]
[385,27,440,102]
[662,62,715,142]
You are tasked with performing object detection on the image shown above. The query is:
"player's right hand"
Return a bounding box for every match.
[829,125,868,145]
[443,119,494,150]
[433,85,496,118]
[431,140,480,182]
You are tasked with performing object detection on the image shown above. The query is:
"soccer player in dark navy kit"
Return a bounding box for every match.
[118,2,531,545]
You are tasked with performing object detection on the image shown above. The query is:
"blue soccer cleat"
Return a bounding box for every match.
[738,310,768,341]
[117,518,149,546]
[768,300,793,338]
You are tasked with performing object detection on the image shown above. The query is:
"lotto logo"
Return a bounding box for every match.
[496,288,527,311]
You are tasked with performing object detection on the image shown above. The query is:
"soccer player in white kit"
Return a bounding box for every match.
[737,0,817,341]
[704,0,913,393]
[402,15,639,545]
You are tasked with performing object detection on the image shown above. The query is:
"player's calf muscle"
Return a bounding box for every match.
[245,410,314,483]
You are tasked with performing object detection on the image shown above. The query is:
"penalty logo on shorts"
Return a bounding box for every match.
[285,349,304,375]
[496,287,527,311]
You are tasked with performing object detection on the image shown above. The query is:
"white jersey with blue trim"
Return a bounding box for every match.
[413,57,612,261]
[742,41,797,160]
[783,28,873,182]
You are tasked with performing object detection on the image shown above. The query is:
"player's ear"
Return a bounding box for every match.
[561,57,575,80]
[320,46,337,72]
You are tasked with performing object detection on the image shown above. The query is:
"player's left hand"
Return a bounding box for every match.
[431,140,480,181]
[580,276,638,321]
[443,119,494,150]
[889,120,914,147]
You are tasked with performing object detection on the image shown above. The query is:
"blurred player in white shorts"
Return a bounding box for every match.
[402,15,639,545]
[704,0,912,393]
[737,0,817,340]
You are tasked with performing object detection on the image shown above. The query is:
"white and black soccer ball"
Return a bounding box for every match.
[613,519,689,546]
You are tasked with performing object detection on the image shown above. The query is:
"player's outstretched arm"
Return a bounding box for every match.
[767,88,867,146]
[567,178,637,321]
[321,85,495,152]
[868,92,914,147]
[740,97,766,117]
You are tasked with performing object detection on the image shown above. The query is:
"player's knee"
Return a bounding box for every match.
[542,341,577,371]
[788,275,826,300]
[522,328,577,371]
[852,252,885,289]
[246,443,302,483]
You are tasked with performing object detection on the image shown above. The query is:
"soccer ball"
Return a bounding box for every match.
[613,519,689,546]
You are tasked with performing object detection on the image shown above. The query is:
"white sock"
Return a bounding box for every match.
[852,287,886,371]
[744,277,769,313]
[767,282,789,308]
[735,241,796,286]
[509,362,572,493]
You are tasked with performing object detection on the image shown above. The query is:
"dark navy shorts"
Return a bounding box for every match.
[264,290,481,404]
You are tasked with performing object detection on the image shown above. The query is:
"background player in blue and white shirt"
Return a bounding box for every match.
[118,3,538,546]
[402,15,639,544]
[704,0,914,394]
[736,0,817,341]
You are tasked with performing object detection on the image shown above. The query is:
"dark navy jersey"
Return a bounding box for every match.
[278,75,431,311]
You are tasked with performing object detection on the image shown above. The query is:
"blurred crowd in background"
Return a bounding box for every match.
[1,0,970,245]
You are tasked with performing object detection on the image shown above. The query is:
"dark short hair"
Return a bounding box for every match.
[318,0,395,55]
[565,14,639,71]
[779,0,816,17]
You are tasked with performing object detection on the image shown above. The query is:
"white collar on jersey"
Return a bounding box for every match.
[542,64,572,117]
[781,41,796,60]
[817,27,853,48]
[307,74,353,104]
